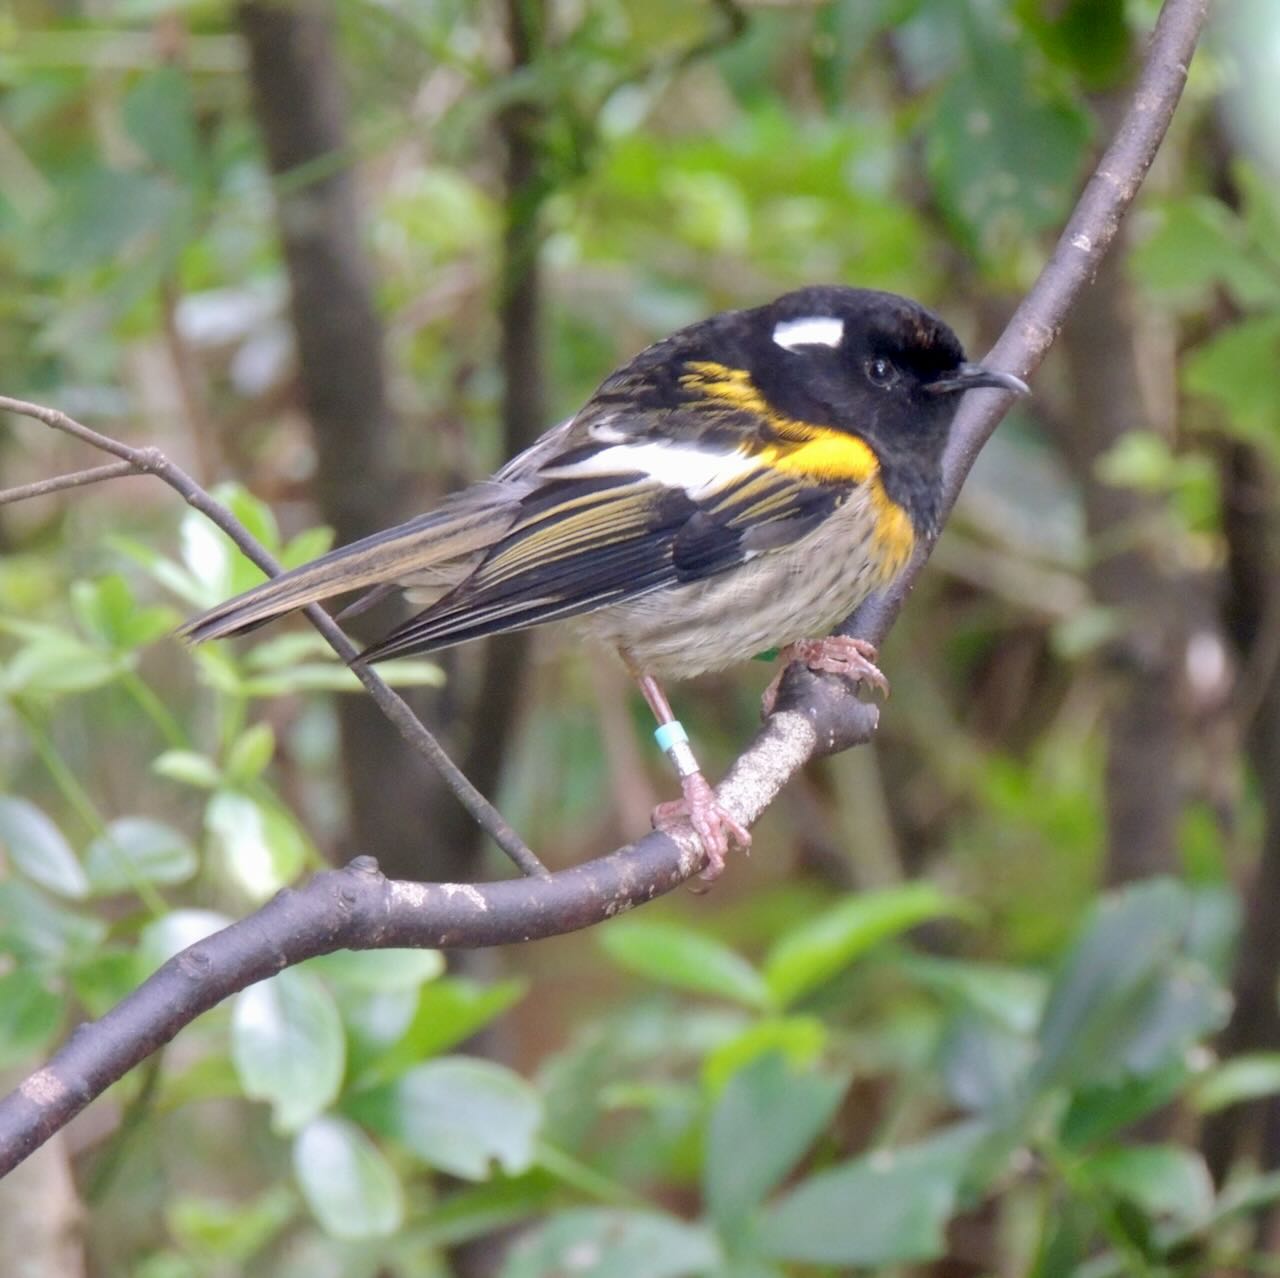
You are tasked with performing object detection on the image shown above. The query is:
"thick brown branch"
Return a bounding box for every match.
[0,0,1210,1178]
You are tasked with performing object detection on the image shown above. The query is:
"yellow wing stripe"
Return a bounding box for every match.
[680,362,770,413]
[479,494,654,588]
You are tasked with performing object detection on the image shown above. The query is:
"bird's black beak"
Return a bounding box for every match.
[926,362,1030,397]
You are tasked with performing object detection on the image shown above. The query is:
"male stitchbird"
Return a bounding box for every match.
[183,285,1028,876]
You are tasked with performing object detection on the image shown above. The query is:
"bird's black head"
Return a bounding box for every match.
[725,285,1028,531]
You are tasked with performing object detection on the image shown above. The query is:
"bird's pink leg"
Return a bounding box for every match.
[621,651,750,881]
[761,636,890,717]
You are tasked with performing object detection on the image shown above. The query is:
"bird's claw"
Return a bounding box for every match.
[652,771,751,881]
[761,636,890,717]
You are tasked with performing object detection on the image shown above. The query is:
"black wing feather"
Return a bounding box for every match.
[359,460,848,664]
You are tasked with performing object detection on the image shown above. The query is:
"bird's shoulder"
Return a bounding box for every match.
[502,347,883,496]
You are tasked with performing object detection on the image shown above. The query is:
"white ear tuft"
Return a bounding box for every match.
[772,316,845,351]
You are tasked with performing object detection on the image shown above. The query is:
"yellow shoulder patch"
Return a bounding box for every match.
[680,359,916,572]
[757,429,879,485]
[681,361,881,485]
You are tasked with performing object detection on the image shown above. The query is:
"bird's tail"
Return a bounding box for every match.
[179,490,515,645]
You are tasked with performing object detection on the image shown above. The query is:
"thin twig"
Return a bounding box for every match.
[0,395,548,880]
[0,0,1210,1179]
[0,460,138,506]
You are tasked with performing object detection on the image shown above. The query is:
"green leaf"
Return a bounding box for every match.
[901,955,1047,1034]
[85,817,198,895]
[705,1053,847,1234]
[238,629,439,690]
[1081,1145,1214,1228]
[1114,960,1229,1079]
[938,1012,1037,1113]
[1131,196,1279,310]
[153,750,222,789]
[759,1123,982,1266]
[165,1185,296,1264]
[360,977,528,1084]
[1032,879,1225,1090]
[0,969,63,1066]
[500,1209,721,1278]
[1193,1053,1280,1113]
[3,633,129,696]
[1044,0,1132,90]
[0,796,89,899]
[191,646,245,696]
[123,67,201,182]
[702,1016,827,1094]
[222,486,282,559]
[157,1052,245,1111]
[0,881,107,965]
[71,574,178,650]
[133,1251,198,1278]
[281,525,336,570]
[38,167,185,274]
[244,632,336,669]
[925,12,1091,262]
[338,989,420,1071]
[599,920,769,1008]
[305,947,445,992]
[350,1057,542,1180]
[225,722,276,784]
[812,0,925,111]
[179,510,235,605]
[423,1172,559,1248]
[1206,1169,1280,1236]
[137,909,233,974]
[1060,1064,1190,1151]
[238,660,444,697]
[206,791,309,900]
[1184,315,1280,459]
[111,533,208,609]
[292,1115,404,1240]
[763,884,966,1007]
[231,969,345,1132]
[70,947,150,1018]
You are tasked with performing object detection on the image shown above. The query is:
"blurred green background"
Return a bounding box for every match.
[3,0,1280,1274]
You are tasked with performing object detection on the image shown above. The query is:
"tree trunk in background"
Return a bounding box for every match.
[238,0,452,881]
[238,0,549,884]
[1202,442,1280,1183]
[423,0,548,869]
[0,1067,84,1278]
[1056,244,1191,884]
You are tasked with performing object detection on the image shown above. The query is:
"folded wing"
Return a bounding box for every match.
[358,439,850,662]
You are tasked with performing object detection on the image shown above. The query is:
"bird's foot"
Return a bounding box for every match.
[761,636,890,717]
[652,771,751,881]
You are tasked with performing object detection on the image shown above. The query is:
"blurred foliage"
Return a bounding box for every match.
[3,0,1280,1274]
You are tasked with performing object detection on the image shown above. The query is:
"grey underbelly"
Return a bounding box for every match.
[577,495,896,679]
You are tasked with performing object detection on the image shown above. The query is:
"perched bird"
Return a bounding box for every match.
[183,285,1027,876]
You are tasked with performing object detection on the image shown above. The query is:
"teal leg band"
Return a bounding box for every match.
[654,719,699,779]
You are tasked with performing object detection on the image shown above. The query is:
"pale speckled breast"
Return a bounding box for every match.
[576,483,912,679]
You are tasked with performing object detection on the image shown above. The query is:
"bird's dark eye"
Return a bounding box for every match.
[865,356,897,387]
